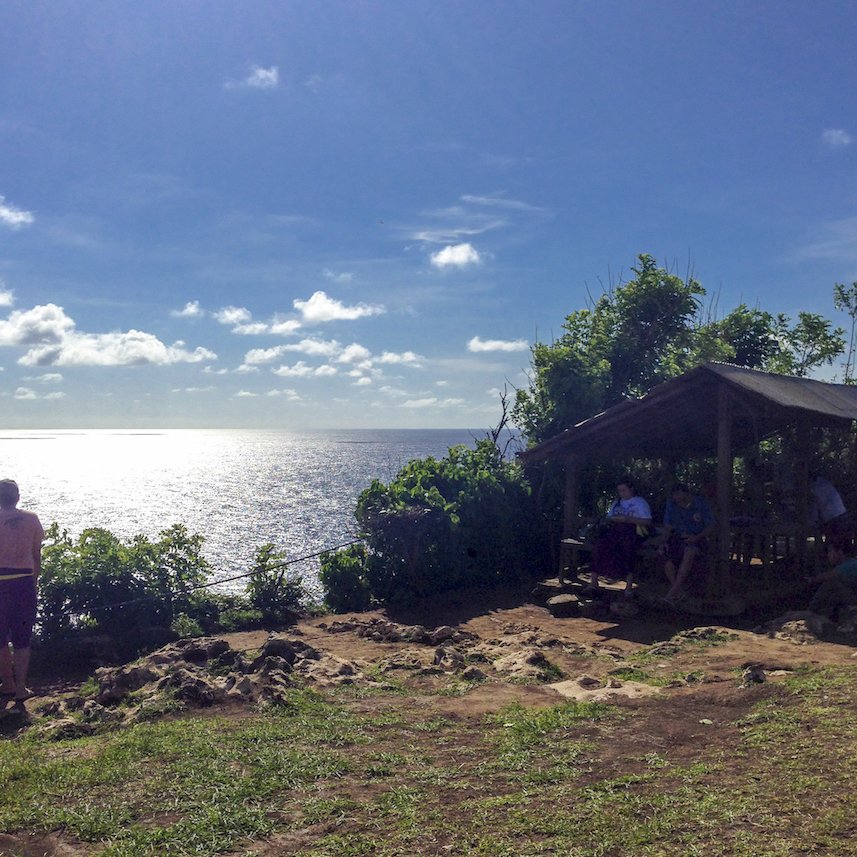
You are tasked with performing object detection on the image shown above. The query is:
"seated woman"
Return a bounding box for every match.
[588,478,652,599]
[660,482,716,604]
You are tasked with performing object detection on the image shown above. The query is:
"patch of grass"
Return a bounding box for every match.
[78,676,99,698]
[364,751,407,778]
[6,663,857,856]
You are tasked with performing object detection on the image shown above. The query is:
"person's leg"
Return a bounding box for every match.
[8,577,37,700]
[665,544,700,601]
[11,646,31,699]
[623,571,634,598]
[0,643,14,694]
[809,578,853,618]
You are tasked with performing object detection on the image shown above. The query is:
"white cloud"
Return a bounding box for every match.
[171,386,214,393]
[13,387,37,400]
[412,221,504,244]
[271,360,314,377]
[303,74,324,92]
[467,335,529,352]
[337,343,372,364]
[203,366,229,375]
[0,303,216,367]
[378,385,407,397]
[401,396,467,408]
[284,338,342,357]
[0,304,75,346]
[43,391,66,400]
[460,194,547,213]
[243,345,291,365]
[233,322,273,335]
[29,373,63,383]
[214,306,253,326]
[822,129,853,149]
[377,350,422,366]
[19,332,216,368]
[0,287,14,308]
[354,376,372,386]
[266,388,301,400]
[172,301,203,318]
[294,290,384,323]
[235,390,257,398]
[314,365,338,377]
[0,195,34,229]
[431,243,481,269]
[226,65,279,90]
[269,319,303,336]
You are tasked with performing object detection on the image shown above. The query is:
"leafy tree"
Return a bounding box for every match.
[767,312,844,377]
[514,256,848,446]
[834,281,857,383]
[513,255,704,443]
[688,304,781,370]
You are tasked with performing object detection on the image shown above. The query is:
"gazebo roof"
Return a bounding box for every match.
[519,363,857,462]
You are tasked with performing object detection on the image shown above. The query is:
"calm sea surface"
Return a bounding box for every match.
[0,429,483,598]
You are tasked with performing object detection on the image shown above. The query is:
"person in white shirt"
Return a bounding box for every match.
[587,477,652,599]
[809,474,852,541]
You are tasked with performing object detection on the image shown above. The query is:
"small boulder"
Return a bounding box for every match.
[546,594,579,618]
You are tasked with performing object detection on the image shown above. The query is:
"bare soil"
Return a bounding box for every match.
[4,583,857,856]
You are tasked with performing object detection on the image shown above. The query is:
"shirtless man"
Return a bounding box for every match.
[0,479,44,708]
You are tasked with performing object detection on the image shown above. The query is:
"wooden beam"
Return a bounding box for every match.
[794,420,811,571]
[563,454,580,538]
[714,385,733,598]
[559,455,581,583]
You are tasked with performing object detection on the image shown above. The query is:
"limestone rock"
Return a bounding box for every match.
[462,666,487,682]
[41,718,95,741]
[546,594,579,618]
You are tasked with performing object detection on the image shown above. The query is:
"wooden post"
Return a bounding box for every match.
[563,454,580,538]
[794,421,810,572]
[559,455,581,582]
[713,385,733,599]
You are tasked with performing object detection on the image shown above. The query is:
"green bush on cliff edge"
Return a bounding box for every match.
[320,439,544,610]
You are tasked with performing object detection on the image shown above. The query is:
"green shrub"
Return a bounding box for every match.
[170,612,204,638]
[245,543,305,625]
[321,439,544,607]
[319,544,372,613]
[39,523,215,642]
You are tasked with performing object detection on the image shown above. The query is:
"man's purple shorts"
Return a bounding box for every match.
[0,574,37,648]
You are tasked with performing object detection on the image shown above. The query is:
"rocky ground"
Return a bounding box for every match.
[7,576,857,740]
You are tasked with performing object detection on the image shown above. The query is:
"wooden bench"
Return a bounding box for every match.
[559,534,661,585]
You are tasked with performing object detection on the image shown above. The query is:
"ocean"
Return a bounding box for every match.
[0,428,487,598]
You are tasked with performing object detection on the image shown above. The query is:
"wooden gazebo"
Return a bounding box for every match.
[519,363,857,589]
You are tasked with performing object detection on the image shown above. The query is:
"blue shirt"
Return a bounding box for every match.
[836,557,857,587]
[664,495,715,536]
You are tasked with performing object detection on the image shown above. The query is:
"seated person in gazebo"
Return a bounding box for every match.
[807,534,857,619]
[587,477,652,599]
[809,473,853,542]
[659,483,716,604]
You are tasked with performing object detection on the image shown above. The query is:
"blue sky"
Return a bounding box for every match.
[1,0,855,429]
